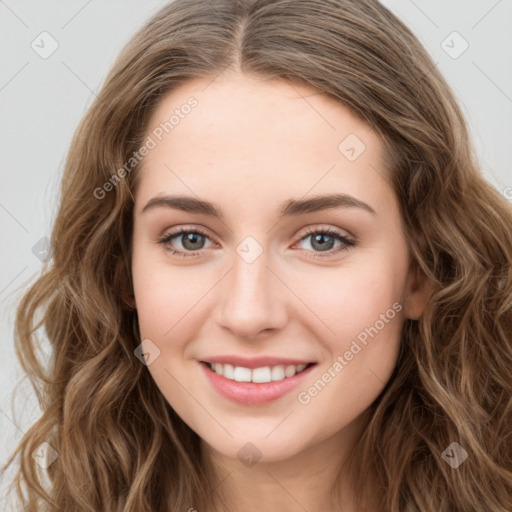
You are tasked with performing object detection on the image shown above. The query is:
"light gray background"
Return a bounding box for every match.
[1,1,511,508]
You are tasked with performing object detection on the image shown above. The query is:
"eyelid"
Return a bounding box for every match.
[159,224,353,243]
[158,224,215,240]
[296,224,354,241]
[157,225,216,249]
[292,225,356,257]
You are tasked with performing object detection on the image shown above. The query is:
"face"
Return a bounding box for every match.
[130,73,429,465]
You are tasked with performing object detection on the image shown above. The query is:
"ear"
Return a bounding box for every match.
[404,259,433,320]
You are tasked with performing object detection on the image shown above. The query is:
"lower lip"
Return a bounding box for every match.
[199,361,317,405]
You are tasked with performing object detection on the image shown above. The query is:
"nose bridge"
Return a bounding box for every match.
[216,237,287,338]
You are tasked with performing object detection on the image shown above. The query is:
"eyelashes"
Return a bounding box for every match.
[298,226,356,257]
[157,227,214,258]
[157,225,356,259]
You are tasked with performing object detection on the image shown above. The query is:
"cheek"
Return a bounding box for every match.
[131,244,210,338]
[131,254,206,423]
[331,260,406,388]
[289,251,407,344]
[295,270,405,427]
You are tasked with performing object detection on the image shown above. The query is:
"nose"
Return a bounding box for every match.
[214,244,288,340]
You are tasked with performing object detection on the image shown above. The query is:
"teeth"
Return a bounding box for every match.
[208,362,309,383]
[233,366,252,382]
[252,366,272,383]
[271,365,285,381]
[284,364,297,377]
[223,363,234,379]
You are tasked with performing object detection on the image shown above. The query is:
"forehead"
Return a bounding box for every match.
[135,74,391,215]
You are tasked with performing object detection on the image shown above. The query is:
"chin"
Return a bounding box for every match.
[202,433,308,466]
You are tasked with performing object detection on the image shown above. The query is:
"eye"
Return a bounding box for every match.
[293,226,356,258]
[157,227,215,257]
[157,225,356,259]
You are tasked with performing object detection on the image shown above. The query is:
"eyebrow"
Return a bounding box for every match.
[141,193,377,218]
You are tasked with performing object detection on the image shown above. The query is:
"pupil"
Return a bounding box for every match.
[184,233,204,250]
[312,234,334,251]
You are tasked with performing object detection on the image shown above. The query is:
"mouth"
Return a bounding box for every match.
[198,360,318,405]
[201,360,316,383]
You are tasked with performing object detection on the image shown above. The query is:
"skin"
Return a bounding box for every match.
[130,72,431,512]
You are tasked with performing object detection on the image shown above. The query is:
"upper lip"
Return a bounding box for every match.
[200,355,316,369]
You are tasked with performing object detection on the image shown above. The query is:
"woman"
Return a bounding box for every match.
[3,0,512,510]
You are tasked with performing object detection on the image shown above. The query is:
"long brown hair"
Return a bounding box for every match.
[3,0,512,510]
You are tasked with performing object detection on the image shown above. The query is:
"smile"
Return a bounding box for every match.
[206,361,312,383]
[199,359,317,405]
